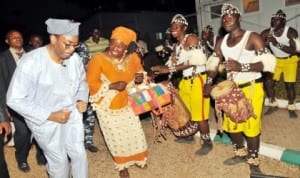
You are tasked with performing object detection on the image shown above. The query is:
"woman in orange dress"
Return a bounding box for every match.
[86,26,148,178]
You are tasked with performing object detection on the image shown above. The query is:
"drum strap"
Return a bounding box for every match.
[228,31,256,103]
[228,31,252,81]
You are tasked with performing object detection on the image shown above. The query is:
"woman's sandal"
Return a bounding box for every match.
[119,168,129,178]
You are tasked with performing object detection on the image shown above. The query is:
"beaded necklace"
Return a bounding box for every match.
[106,52,129,72]
[167,34,188,80]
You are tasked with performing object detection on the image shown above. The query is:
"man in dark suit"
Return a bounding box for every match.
[0,29,32,172]
[0,107,11,178]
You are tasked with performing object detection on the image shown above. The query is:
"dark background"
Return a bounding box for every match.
[0,0,196,50]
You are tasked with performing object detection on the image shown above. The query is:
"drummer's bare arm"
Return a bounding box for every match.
[151,36,198,75]
[248,32,265,72]
[260,29,271,47]
[203,70,217,97]
[285,28,298,54]
[151,63,192,75]
[203,38,224,97]
[223,57,264,73]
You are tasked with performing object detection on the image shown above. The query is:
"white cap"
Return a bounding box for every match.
[45,18,80,36]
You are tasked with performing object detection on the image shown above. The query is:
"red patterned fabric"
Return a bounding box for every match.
[211,80,256,131]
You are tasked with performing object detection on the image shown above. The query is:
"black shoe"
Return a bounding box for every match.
[195,141,213,156]
[36,153,47,165]
[264,107,278,115]
[86,145,99,153]
[288,110,298,119]
[223,156,247,166]
[18,162,30,173]
[174,136,195,144]
[249,164,262,174]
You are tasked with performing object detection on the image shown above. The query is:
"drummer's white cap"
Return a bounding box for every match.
[221,3,240,17]
[45,18,80,36]
[171,14,188,26]
[272,9,286,20]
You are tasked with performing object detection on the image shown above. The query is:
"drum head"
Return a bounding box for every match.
[210,80,235,99]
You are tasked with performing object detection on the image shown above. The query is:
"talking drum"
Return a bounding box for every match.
[163,93,198,137]
[155,82,198,137]
[210,80,256,130]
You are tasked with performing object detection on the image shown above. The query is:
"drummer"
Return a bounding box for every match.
[151,14,213,156]
[205,4,276,174]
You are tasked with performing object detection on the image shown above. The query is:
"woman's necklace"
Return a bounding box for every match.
[107,52,129,72]
[112,58,128,71]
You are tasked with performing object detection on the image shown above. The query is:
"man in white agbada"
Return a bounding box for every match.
[6,18,89,178]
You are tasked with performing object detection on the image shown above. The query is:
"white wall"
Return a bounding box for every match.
[197,0,300,35]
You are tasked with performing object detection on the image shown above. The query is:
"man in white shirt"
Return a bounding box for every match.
[6,18,89,178]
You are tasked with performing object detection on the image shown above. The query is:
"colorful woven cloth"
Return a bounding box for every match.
[128,84,171,115]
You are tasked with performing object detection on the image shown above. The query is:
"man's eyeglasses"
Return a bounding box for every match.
[56,36,79,49]
[62,41,80,49]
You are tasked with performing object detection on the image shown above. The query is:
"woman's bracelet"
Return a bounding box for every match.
[241,63,250,72]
